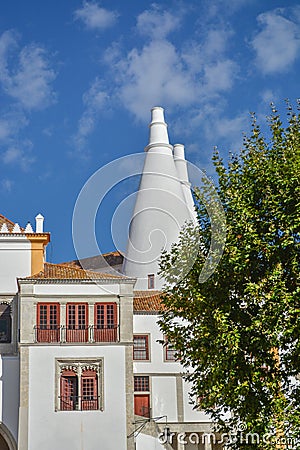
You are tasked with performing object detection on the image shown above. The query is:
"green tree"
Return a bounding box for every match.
[159,103,300,449]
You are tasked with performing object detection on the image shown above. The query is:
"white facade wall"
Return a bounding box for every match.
[0,236,31,293]
[28,346,127,450]
[134,313,212,424]
[0,356,19,441]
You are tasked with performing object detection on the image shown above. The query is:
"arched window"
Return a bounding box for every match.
[0,303,11,343]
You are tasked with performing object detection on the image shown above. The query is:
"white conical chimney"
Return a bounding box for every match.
[173,144,198,226]
[122,107,191,290]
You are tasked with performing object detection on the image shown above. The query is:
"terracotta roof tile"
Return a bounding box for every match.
[0,214,17,232]
[26,262,127,280]
[133,290,166,312]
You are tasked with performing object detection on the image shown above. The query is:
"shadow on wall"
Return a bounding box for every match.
[1,352,19,450]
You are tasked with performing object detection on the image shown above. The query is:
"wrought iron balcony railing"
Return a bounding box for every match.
[34,325,119,343]
[59,395,99,411]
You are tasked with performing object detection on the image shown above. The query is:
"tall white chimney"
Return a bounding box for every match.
[122,107,191,290]
[173,144,198,226]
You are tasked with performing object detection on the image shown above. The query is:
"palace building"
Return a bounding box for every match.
[0,108,222,450]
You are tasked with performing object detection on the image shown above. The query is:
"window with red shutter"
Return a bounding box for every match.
[36,303,60,342]
[81,370,98,410]
[66,303,88,342]
[60,370,78,410]
[94,303,118,342]
[134,376,150,417]
[57,360,102,412]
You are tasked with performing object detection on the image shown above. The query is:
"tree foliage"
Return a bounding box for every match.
[159,103,300,449]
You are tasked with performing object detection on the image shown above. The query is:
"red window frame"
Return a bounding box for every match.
[66,303,88,342]
[94,303,118,342]
[81,370,98,410]
[60,369,78,411]
[36,303,60,342]
[134,376,150,417]
[133,335,149,360]
[165,338,177,361]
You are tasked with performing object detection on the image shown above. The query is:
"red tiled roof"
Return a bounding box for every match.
[133,290,166,312]
[26,262,126,280]
[0,214,17,232]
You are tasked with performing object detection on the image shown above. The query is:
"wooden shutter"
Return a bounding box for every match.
[94,303,117,342]
[66,303,88,342]
[37,303,60,342]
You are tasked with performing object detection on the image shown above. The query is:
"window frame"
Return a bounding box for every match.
[94,302,118,342]
[134,375,151,418]
[133,334,150,361]
[0,302,12,344]
[55,358,104,412]
[66,303,88,342]
[147,274,155,289]
[36,302,60,343]
[164,337,177,362]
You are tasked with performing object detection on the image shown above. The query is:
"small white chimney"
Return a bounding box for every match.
[35,214,44,233]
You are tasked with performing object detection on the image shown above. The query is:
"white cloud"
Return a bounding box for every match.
[136,5,181,39]
[0,110,28,143]
[1,178,14,192]
[260,89,278,105]
[73,78,109,151]
[74,1,118,31]
[2,141,35,171]
[0,30,56,110]
[75,6,239,146]
[251,8,300,75]
[104,26,237,121]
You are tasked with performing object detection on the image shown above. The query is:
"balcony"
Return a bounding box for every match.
[35,326,60,343]
[59,395,99,411]
[34,325,119,343]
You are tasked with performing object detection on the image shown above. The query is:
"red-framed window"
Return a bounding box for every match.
[148,274,155,289]
[134,376,150,417]
[60,369,98,411]
[133,335,149,360]
[66,303,88,342]
[94,303,118,342]
[60,369,78,411]
[36,303,60,342]
[81,369,98,410]
[165,339,177,361]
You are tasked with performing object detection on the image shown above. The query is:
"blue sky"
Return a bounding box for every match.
[0,0,299,263]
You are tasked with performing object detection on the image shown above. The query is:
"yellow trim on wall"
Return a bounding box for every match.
[25,234,50,276]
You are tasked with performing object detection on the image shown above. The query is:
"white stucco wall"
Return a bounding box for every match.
[136,433,165,450]
[133,314,181,374]
[182,380,212,423]
[151,376,177,421]
[0,356,19,441]
[0,236,31,293]
[28,346,127,450]
[33,282,120,297]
